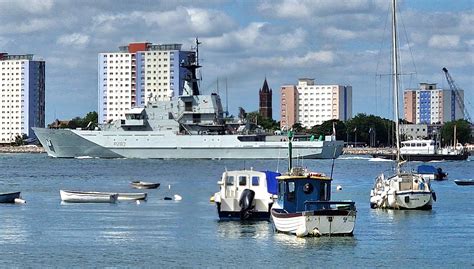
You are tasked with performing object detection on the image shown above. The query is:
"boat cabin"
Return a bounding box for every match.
[121,107,146,127]
[400,139,438,154]
[277,168,332,213]
[217,170,278,200]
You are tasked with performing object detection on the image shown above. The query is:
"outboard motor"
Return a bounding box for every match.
[436,168,447,180]
[239,189,255,220]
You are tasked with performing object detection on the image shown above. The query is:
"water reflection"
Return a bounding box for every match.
[0,207,28,243]
[370,208,433,222]
[273,232,357,249]
[216,220,272,239]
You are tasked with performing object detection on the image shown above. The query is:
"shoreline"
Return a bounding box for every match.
[0,146,46,154]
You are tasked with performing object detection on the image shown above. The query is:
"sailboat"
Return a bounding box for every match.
[369,0,436,210]
[271,131,357,237]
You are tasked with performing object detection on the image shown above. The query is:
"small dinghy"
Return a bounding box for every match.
[60,190,118,203]
[454,179,474,186]
[0,192,21,203]
[114,192,147,201]
[130,181,160,189]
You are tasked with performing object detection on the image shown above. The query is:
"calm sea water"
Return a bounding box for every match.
[0,153,472,268]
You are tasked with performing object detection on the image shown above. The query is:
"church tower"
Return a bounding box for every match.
[259,78,273,120]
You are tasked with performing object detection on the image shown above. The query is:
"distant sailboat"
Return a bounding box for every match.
[369,0,435,210]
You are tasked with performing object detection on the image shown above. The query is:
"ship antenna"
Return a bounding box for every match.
[225,78,229,117]
[195,37,201,67]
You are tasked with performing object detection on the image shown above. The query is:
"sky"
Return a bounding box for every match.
[0,0,472,124]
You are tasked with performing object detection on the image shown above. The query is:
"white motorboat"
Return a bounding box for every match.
[369,0,435,210]
[271,131,357,237]
[60,190,118,203]
[213,169,279,220]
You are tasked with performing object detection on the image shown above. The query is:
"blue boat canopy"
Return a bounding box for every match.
[417,165,438,174]
[263,170,281,195]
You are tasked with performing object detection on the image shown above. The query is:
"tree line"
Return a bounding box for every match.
[244,111,472,147]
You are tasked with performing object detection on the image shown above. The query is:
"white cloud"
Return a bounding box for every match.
[0,0,54,14]
[91,7,235,36]
[0,18,54,34]
[428,35,460,49]
[57,33,90,47]
[258,0,385,19]
[323,27,357,40]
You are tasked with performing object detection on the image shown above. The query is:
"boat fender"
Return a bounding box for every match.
[14,198,26,204]
[296,227,308,237]
[309,228,321,237]
[387,191,396,208]
[432,192,437,202]
[404,196,410,203]
[239,189,255,220]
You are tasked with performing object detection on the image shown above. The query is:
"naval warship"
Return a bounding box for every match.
[33,41,343,159]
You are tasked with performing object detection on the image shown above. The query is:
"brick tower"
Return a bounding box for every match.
[259,78,273,120]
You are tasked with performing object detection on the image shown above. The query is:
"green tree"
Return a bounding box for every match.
[440,119,472,146]
[246,111,280,132]
[83,111,98,129]
[309,120,347,141]
[14,133,28,146]
[66,111,98,129]
[345,113,394,147]
[67,117,82,129]
[291,122,305,134]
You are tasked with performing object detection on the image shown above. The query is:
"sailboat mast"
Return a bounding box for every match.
[391,0,401,169]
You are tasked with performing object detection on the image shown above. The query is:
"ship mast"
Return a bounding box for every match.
[391,0,401,172]
[181,38,202,96]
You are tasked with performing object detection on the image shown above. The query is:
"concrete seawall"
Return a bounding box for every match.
[343,147,395,155]
[0,146,46,154]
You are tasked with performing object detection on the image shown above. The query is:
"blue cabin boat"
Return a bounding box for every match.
[270,131,356,237]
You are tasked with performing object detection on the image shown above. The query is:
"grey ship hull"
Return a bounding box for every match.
[33,128,343,159]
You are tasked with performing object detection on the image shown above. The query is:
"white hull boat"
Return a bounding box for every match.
[130,181,160,189]
[369,0,436,210]
[60,190,118,203]
[213,170,278,220]
[270,131,357,237]
[271,202,356,236]
[114,192,147,201]
[370,173,434,210]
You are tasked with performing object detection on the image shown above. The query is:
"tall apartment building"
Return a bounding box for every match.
[280,78,352,129]
[98,42,195,123]
[404,83,464,124]
[0,53,45,144]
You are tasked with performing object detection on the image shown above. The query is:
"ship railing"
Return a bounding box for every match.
[304,200,356,211]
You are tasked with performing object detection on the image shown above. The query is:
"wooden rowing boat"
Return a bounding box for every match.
[130,181,160,189]
[60,190,118,203]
